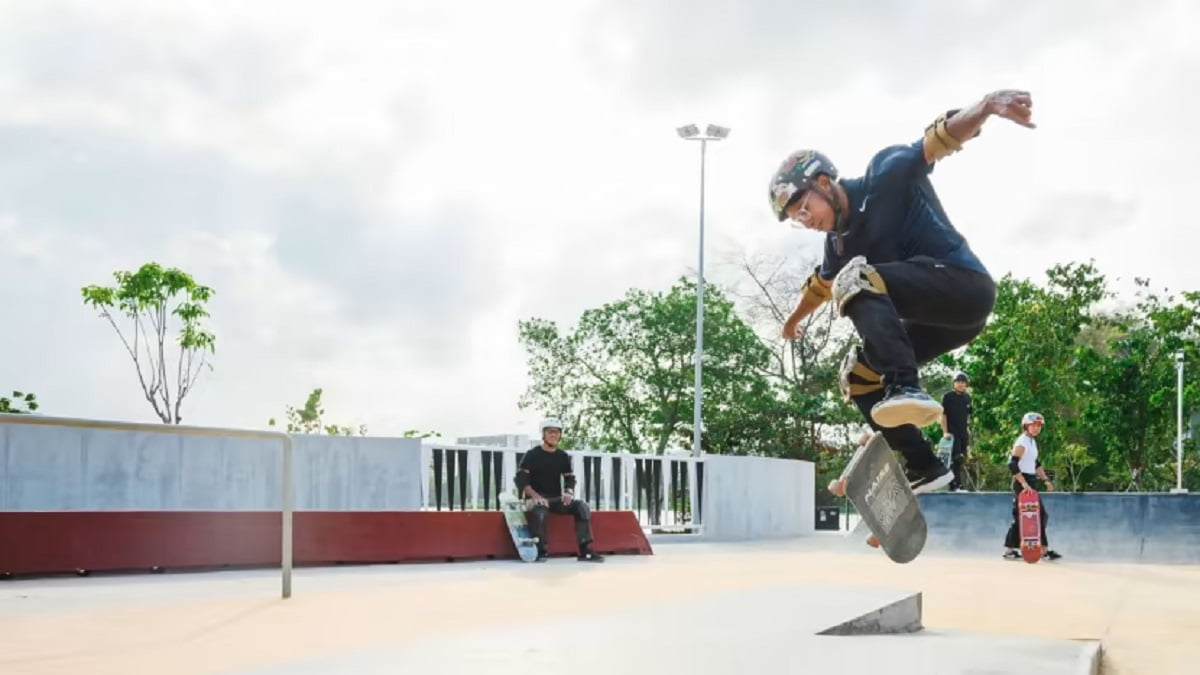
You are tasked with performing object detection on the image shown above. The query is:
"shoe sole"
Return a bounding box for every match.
[911,470,954,495]
[871,399,943,428]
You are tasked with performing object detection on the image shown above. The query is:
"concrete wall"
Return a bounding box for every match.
[702,455,815,540]
[0,417,818,542]
[919,491,1200,563]
[0,423,423,511]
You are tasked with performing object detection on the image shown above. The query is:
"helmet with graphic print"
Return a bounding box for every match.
[768,149,839,222]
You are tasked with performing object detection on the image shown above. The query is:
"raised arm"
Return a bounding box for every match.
[923,90,1036,164]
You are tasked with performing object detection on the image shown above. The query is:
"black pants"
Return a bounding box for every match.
[526,497,594,555]
[949,432,969,490]
[1004,474,1049,548]
[845,257,996,471]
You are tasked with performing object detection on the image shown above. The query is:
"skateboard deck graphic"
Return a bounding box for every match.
[499,492,540,562]
[1017,489,1042,564]
[835,432,927,564]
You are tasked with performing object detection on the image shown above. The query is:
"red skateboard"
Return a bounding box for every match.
[1017,489,1042,564]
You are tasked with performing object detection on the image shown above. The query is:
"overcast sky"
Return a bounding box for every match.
[2,0,1198,442]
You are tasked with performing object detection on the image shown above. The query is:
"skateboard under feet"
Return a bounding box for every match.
[829,431,927,564]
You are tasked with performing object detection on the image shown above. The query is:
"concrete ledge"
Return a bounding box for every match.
[818,592,923,635]
[0,510,652,576]
[1074,640,1104,675]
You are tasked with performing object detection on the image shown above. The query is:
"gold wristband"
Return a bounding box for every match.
[801,268,832,305]
[924,114,964,161]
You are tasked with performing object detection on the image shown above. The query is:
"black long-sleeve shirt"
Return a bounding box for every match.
[516,445,576,498]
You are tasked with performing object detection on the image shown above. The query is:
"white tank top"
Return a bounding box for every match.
[1013,434,1038,474]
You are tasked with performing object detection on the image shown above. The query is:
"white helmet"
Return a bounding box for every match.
[539,417,564,435]
[1021,412,1045,427]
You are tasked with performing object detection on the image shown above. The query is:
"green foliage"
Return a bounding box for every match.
[269,387,367,436]
[1072,280,1200,490]
[402,429,442,439]
[517,253,1200,493]
[81,262,216,424]
[0,390,39,414]
[519,276,778,455]
[725,250,864,461]
[952,261,1200,491]
[951,261,1108,488]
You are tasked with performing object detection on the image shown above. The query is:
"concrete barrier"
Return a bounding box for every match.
[701,455,814,540]
[0,423,423,511]
[919,491,1200,563]
[0,510,652,576]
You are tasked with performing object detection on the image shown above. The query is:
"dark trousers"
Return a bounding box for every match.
[949,432,969,490]
[526,497,594,555]
[1004,474,1049,548]
[845,257,996,472]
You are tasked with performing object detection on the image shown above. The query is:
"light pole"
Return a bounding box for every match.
[676,123,730,458]
[1173,350,1188,493]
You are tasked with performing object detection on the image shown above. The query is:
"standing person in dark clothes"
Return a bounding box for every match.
[940,371,973,491]
[515,417,605,563]
[1003,412,1063,561]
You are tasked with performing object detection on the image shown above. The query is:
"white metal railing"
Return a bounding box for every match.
[421,443,705,533]
[0,413,294,598]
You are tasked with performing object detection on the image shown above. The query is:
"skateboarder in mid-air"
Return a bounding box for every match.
[1004,412,1063,561]
[515,418,605,562]
[769,89,1036,495]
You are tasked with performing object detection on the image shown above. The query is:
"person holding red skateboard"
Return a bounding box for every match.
[1003,412,1063,561]
[771,89,1036,495]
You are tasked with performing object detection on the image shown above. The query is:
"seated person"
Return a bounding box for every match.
[515,417,605,562]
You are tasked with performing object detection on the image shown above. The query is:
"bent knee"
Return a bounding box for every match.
[831,255,888,315]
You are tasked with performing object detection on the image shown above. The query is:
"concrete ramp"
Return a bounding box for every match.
[0,543,1118,675]
[918,492,1200,563]
[237,583,1098,675]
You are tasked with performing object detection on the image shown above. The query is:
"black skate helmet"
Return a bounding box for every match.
[768,149,839,222]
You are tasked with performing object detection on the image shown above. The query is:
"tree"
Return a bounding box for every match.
[0,390,38,414]
[518,277,774,454]
[1073,279,1200,490]
[951,260,1200,492]
[82,263,215,424]
[951,261,1109,489]
[269,387,367,436]
[725,249,867,462]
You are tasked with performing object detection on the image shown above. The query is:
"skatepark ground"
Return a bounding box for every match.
[1,534,1196,674]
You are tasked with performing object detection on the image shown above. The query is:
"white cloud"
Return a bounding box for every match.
[3,0,1200,441]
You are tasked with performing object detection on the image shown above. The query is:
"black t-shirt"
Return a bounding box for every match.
[941,390,972,435]
[818,140,989,281]
[518,445,575,498]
